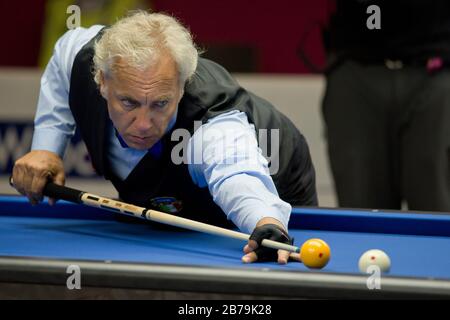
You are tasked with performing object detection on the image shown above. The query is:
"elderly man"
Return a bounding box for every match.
[12,11,317,264]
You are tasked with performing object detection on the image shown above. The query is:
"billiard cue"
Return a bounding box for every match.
[10,179,300,254]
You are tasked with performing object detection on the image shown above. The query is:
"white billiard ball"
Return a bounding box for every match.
[358,249,391,273]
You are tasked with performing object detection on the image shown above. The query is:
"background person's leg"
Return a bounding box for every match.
[322,61,402,209]
[401,69,450,212]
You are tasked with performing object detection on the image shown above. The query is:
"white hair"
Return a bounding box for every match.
[93,10,199,86]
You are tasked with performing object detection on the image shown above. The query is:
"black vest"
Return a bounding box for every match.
[68,29,317,227]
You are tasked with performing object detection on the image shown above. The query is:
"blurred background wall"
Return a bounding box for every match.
[0,0,336,206]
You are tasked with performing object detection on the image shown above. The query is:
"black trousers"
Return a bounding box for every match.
[322,60,450,212]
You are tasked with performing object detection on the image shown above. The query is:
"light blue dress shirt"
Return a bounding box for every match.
[31,26,291,233]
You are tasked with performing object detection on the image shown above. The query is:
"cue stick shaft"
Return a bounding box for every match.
[81,192,297,252]
[10,178,300,253]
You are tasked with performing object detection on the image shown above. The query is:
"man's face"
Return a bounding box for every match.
[100,54,182,150]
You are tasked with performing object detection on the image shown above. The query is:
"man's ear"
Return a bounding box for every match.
[99,71,108,99]
[179,87,185,101]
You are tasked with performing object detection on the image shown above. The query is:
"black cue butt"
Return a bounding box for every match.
[43,182,84,204]
[10,176,84,204]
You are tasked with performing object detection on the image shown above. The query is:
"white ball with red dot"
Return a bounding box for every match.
[358,249,391,273]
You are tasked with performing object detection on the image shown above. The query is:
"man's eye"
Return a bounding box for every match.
[121,99,136,109]
[153,100,169,109]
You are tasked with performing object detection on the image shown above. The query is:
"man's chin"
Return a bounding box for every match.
[128,141,154,150]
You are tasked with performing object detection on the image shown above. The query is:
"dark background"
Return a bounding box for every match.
[0,0,333,73]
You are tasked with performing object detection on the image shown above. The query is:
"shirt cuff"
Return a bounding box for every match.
[31,128,71,158]
[217,174,292,234]
[235,202,291,234]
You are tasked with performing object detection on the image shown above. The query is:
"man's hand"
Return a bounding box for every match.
[242,217,300,264]
[12,150,65,206]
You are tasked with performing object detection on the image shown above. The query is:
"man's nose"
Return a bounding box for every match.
[134,108,152,132]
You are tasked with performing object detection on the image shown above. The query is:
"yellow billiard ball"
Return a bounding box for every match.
[300,238,331,269]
